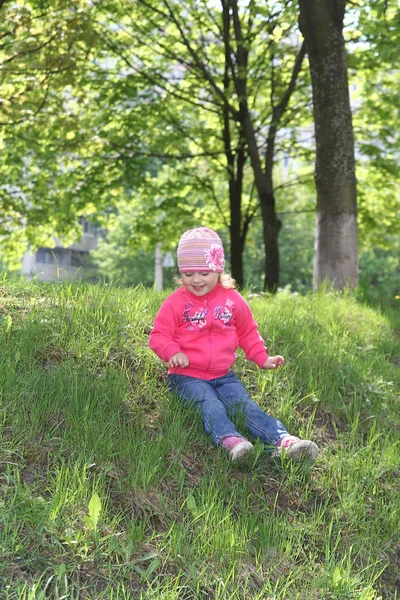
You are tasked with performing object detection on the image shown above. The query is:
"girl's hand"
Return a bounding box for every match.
[262,355,285,369]
[168,352,190,368]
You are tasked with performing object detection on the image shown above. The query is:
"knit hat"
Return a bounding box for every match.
[177,227,225,273]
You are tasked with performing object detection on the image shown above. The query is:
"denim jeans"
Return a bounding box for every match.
[167,370,288,449]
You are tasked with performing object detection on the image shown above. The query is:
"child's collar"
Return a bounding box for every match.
[182,283,222,302]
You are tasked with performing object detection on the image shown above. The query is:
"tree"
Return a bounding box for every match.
[2,0,399,295]
[224,0,307,290]
[298,0,358,291]
[99,0,309,289]
[1,0,313,288]
[0,0,103,257]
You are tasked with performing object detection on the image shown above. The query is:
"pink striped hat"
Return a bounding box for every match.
[177,227,225,273]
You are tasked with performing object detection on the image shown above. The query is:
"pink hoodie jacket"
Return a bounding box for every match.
[149,284,269,380]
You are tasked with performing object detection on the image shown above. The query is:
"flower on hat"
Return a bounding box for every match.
[204,244,225,271]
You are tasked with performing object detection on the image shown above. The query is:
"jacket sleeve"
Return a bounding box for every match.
[235,294,269,368]
[149,297,182,362]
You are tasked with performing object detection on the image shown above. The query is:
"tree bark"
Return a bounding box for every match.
[298,0,358,291]
[225,134,246,287]
[229,197,245,287]
[242,108,281,291]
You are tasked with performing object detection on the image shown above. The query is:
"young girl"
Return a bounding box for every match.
[149,227,318,462]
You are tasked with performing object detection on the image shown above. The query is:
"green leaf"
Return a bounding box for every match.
[186,492,197,515]
[88,492,102,528]
[145,559,161,578]
[83,515,94,530]
[333,566,342,587]
[4,314,12,333]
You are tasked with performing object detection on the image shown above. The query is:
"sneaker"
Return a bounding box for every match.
[273,435,318,461]
[221,436,254,461]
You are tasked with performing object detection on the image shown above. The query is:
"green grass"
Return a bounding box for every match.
[0,274,399,599]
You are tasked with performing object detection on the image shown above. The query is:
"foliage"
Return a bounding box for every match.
[0,0,399,293]
[89,0,314,287]
[358,238,400,307]
[92,190,399,308]
[347,0,400,246]
[0,0,315,287]
[0,0,152,259]
[0,1,99,249]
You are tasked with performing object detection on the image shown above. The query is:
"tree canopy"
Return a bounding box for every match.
[0,0,398,288]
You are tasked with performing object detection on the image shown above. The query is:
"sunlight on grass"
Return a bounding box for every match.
[0,278,399,598]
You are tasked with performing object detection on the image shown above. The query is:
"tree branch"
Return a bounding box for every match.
[159,0,237,118]
[0,32,60,67]
[93,23,221,115]
[265,41,306,177]
[275,41,307,117]
[0,77,51,127]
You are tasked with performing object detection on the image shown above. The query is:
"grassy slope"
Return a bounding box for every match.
[0,276,399,599]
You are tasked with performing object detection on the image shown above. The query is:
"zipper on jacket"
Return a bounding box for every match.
[206,303,214,371]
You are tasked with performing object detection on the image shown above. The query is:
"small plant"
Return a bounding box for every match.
[132,554,161,582]
[83,492,102,538]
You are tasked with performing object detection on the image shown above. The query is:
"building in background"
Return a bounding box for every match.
[21,218,98,282]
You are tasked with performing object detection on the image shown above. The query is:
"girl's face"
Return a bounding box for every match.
[181,271,219,296]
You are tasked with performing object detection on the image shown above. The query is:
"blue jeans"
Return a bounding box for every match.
[167,371,288,449]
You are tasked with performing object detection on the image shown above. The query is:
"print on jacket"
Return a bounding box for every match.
[214,305,235,326]
[181,300,236,330]
[182,303,208,329]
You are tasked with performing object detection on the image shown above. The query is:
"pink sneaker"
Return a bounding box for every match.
[273,435,318,461]
[221,436,254,461]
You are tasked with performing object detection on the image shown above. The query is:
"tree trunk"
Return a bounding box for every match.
[228,0,280,291]
[229,217,244,287]
[221,2,247,288]
[262,196,281,291]
[228,147,246,288]
[241,109,281,291]
[298,0,358,291]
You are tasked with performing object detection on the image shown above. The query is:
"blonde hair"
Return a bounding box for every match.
[174,271,236,289]
[218,272,236,289]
